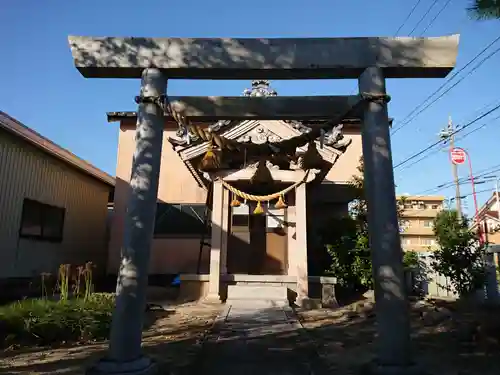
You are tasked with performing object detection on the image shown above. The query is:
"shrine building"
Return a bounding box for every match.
[108,80,366,305]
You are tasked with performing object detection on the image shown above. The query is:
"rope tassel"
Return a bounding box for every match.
[275,195,287,209]
[253,201,264,215]
[230,193,241,207]
[199,139,220,172]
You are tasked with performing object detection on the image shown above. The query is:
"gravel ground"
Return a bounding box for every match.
[3,295,500,375]
[297,295,500,375]
[0,302,222,375]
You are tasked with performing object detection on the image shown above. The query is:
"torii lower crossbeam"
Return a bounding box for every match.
[167,95,361,120]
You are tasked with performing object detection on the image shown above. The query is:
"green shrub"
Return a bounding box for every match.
[430,210,486,296]
[0,293,115,347]
[403,250,420,269]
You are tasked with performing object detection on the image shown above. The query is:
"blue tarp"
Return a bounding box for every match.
[171,275,181,286]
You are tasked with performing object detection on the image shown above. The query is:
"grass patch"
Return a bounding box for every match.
[0,293,115,348]
[0,263,116,348]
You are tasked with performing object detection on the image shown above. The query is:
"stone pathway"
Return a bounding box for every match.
[191,303,327,374]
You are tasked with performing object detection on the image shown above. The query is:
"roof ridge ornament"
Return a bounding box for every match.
[243,80,278,97]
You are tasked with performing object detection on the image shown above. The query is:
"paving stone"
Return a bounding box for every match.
[189,305,327,374]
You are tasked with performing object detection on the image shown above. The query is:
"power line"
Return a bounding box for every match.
[391,34,500,136]
[450,187,494,200]
[348,1,426,95]
[422,174,500,196]
[402,164,500,195]
[399,45,500,128]
[403,100,497,170]
[394,0,424,35]
[455,112,500,141]
[393,103,500,169]
[419,0,453,35]
[393,43,500,135]
[412,163,500,196]
[394,105,500,169]
[397,110,500,172]
[398,145,447,171]
[408,0,440,36]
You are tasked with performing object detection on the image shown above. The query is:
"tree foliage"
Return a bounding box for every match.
[430,209,486,296]
[320,157,405,290]
[468,0,500,20]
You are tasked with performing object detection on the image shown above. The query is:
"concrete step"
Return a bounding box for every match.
[226,285,289,307]
[228,300,289,308]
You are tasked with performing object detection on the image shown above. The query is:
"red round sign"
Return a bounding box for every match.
[450,148,466,165]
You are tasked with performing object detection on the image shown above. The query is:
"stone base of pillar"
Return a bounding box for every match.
[296,296,314,310]
[86,356,157,375]
[361,361,426,375]
[204,294,222,304]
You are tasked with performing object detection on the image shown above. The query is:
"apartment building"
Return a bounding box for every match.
[397,195,445,252]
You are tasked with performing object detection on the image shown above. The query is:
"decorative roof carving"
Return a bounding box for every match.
[243,80,278,97]
[175,119,233,142]
[247,159,280,170]
[243,79,278,97]
[284,121,352,151]
[171,80,352,151]
[237,125,282,144]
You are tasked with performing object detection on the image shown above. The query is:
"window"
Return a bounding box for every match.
[423,220,433,228]
[420,238,434,246]
[153,203,210,238]
[403,237,418,245]
[431,204,439,209]
[231,203,250,232]
[19,199,65,242]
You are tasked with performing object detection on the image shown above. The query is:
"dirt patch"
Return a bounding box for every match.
[297,297,500,375]
[0,302,222,374]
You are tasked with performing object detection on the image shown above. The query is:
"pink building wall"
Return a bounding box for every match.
[108,119,363,276]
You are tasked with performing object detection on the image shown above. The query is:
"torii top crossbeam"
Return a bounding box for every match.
[68,35,459,79]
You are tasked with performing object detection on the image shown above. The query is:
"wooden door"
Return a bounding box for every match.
[228,203,288,275]
[227,204,251,274]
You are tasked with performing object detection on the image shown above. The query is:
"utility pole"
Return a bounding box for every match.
[496,177,500,221]
[439,116,462,220]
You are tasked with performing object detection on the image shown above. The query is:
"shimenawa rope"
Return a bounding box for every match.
[220,170,309,203]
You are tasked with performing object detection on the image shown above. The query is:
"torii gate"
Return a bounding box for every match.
[68,35,459,375]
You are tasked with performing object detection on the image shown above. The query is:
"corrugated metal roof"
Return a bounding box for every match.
[0,111,115,187]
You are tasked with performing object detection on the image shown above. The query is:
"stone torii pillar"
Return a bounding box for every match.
[88,68,166,375]
[359,67,415,374]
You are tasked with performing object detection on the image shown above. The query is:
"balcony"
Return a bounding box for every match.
[400,208,441,218]
[401,226,434,236]
[401,242,438,251]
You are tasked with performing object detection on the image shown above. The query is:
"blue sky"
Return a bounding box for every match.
[1,0,499,214]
